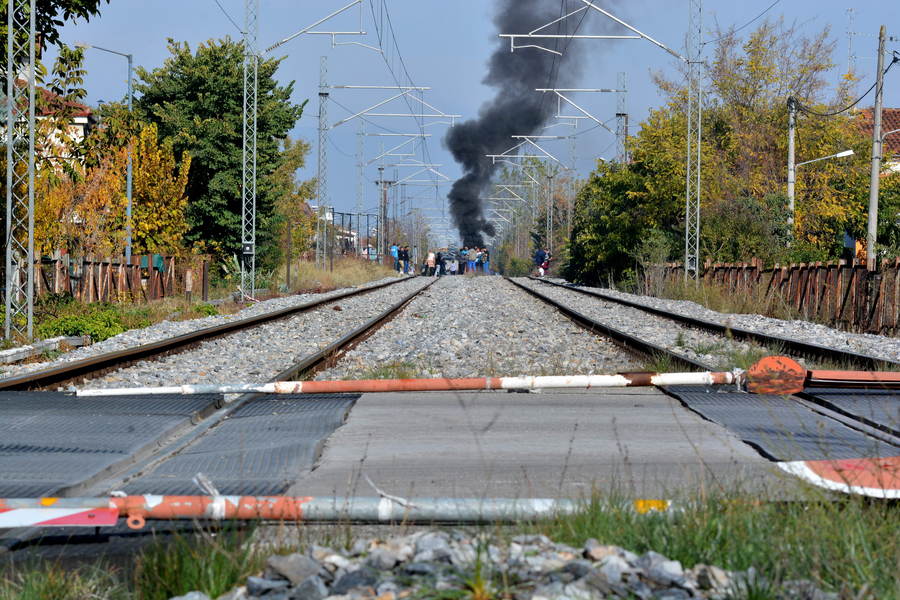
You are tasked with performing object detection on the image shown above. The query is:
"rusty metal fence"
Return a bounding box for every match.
[2,253,210,304]
[659,258,900,334]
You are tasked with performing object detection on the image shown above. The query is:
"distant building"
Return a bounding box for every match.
[858,107,900,174]
[36,87,96,162]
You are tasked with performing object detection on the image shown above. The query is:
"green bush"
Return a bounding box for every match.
[36,308,126,342]
[505,257,533,277]
[192,303,219,317]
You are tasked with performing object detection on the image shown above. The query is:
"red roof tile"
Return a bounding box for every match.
[859,107,900,156]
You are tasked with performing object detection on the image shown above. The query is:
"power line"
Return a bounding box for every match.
[329,97,405,135]
[212,0,243,34]
[702,0,781,46]
[794,55,898,117]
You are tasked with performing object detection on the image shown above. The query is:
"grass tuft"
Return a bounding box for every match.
[132,525,263,600]
[0,562,126,600]
[532,492,899,597]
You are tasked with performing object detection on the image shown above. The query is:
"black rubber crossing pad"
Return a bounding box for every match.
[667,387,898,461]
[124,394,358,496]
[804,388,900,435]
[0,392,222,497]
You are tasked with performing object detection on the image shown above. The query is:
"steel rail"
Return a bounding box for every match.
[0,278,436,551]
[530,277,898,370]
[506,277,900,446]
[504,277,711,372]
[0,277,416,391]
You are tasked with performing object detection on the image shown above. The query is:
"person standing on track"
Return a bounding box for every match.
[399,245,410,274]
[426,251,436,276]
[482,248,490,275]
[534,247,547,277]
[390,243,400,272]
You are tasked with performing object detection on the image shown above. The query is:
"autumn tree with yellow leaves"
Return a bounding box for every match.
[34,122,190,257]
[565,19,896,284]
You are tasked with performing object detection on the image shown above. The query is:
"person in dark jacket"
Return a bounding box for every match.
[534,248,547,276]
[398,246,410,274]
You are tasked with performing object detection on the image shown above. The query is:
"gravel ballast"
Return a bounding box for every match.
[576,281,900,363]
[170,530,835,600]
[515,278,768,370]
[0,276,405,381]
[315,276,640,380]
[76,277,430,389]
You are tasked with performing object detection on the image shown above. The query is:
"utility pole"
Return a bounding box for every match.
[375,166,395,260]
[787,96,796,229]
[616,71,628,163]
[866,25,886,271]
[546,173,554,255]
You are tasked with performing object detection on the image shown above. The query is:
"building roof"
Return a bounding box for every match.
[37,88,92,118]
[859,107,900,156]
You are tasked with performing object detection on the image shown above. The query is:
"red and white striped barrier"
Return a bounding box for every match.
[76,371,740,397]
[0,495,678,530]
[777,455,900,499]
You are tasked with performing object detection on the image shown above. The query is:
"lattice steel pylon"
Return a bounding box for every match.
[240,0,259,299]
[5,0,36,341]
[316,55,329,269]
[684,0,702,279]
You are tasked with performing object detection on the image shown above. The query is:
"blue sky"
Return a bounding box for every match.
[53,1,900,246]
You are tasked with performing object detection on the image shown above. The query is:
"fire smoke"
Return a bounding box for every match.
[444,0,595,247]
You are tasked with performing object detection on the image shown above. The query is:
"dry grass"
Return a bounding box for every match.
[282,258,397,293]
[657,278,799,321]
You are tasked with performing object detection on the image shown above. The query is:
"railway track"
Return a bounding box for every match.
[527,276,898,371]
[513,276,900,450]
[0,276,423,391]
[1,275,897,550]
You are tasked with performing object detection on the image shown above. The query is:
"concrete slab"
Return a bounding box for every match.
[289,388,796,499]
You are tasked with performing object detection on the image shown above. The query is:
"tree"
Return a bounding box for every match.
[565,20,872,282]
[134,38,306,267]
[0,0,108,78]
[271,137,315,263]
[129,122,191,255]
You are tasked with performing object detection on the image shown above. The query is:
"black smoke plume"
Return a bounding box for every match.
[444,0,590,247]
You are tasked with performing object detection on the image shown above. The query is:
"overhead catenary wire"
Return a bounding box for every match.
[212,0,243,34]
[702,0,781,46]
[794,55,898,117]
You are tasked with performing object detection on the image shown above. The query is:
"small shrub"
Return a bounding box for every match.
[36,309,125,342]
[505,257,532,277]
[192,303,219,317]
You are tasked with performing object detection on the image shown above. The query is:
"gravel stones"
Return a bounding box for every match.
[315,276,640,380]
[515,278,772,370]
[76,277,429,389]
[0,276,404,381]
[190,530,836,600]
[584,282,900,364]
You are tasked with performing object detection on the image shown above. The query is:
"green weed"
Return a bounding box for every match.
[0,562,126,600]
[532,493,899,597]
[358,360,419,380]
[133,525,263,600]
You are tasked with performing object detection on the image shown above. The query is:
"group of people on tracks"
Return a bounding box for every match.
[423,246,491,277]
[389,243,414,274]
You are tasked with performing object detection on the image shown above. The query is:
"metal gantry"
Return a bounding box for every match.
[501,1,703,278]
[316,56,330,269]
[240,0,259,299]
[684,0,702,279]
[4,0,36,341]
